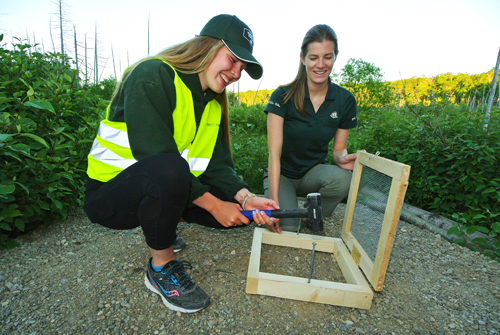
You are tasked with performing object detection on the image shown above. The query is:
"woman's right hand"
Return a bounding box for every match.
[193,192,250,228]
[210,200,251,228]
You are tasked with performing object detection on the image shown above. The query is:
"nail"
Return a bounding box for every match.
[260,210,264,215]
[269,218,274,222]
[308,242,317,283]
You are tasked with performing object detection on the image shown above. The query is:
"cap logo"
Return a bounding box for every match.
[243,28,253,47]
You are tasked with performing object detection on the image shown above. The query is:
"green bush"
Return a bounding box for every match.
[0,39,107,247]
[229,104,268,194]
[83,77,117,101]
[349,104,500,257]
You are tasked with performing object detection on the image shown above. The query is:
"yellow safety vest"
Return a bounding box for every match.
[87,61,221,182]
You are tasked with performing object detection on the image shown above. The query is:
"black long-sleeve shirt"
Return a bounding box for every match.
[92,58,249,203]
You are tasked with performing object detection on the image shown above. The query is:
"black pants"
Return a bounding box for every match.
[83,153,238,250]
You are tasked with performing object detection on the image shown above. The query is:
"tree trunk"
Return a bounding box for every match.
[485,47,500,122]
[84,33,88,82]
[73,24,78,73]
[94,23,98,84]
[111,42,116,79]
[58,0,64,55]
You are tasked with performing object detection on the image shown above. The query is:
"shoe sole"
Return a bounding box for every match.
[143,274,205,313]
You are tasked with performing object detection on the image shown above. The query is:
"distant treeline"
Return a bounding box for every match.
[229,70,499,108]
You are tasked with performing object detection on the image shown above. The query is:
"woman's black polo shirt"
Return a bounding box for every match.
[264,80,357,179]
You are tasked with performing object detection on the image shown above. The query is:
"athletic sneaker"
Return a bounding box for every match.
[144,258,210,313]
[172,236,187,253]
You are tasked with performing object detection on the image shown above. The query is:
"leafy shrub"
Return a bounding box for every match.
[349,103,500,258]
[229,104,268,194]
[0,39,106,247]
[83,77,117,101]
[332,58,393,109]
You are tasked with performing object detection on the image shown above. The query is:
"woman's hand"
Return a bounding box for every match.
[210,201,252,228]
[244,196,282,234]
[336,153,358,170]
[194,192,251,228]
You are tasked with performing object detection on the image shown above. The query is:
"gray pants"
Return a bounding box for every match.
[263,164,352,231]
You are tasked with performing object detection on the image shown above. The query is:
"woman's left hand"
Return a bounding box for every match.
[244,197,282,234]
[337,153,358,170]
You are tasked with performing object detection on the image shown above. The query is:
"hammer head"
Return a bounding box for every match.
[306,193,323,232]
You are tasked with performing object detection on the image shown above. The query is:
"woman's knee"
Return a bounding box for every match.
[321,168,352,197]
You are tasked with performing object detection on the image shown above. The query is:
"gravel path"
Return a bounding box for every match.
[1,205,499,335]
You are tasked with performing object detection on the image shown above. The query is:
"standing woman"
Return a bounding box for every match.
[264,24,359,232]
[83,14,277,313]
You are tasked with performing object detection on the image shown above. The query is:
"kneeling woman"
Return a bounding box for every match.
[83,14,278,313]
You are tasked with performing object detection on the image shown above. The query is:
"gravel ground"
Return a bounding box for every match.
[1,204,499,335]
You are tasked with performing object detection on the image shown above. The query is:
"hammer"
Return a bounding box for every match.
[240,193,323,232]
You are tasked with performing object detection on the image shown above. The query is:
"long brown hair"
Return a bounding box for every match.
[112,36,231,146]
[281,24,339,117]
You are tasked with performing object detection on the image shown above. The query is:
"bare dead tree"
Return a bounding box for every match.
[49,17,56,53]
[94,24,98,83]
[92,22,109,83]
[73,24,79,73]
[51,0,71,56]
[111,42,117,79]
[485,47,500,124]
[84,33,88,82]
[58,0,64,54]
[25,29,32,56]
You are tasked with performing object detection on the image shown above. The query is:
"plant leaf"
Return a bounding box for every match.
[24,99,55,113]
[0,184,15,195]
[20,133,49,149]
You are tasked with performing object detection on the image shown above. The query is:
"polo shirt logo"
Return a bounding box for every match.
[243,28,253,47]
[268,100,280,108]
[330,112,338,119]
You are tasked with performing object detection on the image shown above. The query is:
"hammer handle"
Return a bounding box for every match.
[240,208,308,220]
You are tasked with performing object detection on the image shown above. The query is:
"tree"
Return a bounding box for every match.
[332,58,392,108]
[51,0,70,55]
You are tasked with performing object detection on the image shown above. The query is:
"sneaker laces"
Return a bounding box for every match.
[161,260,195,290]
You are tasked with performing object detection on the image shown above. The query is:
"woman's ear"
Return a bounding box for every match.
[300,53,305,66]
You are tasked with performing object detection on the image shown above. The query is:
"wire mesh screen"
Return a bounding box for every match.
[349,165,393,262]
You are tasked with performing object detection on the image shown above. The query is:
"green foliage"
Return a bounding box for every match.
[228,89,275,107]
[83,77,117,101]
[348,103,500,259]
[332,58,393,109]
[229,104,268,194]
[0,39,106,247]
[391,71,497,108]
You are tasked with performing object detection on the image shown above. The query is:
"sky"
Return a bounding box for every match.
[1,0,500,93]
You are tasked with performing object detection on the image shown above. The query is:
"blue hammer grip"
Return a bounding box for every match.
[240,210,271,220]
[240,209,308,220]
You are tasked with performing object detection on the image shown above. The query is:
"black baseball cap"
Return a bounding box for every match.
[200,14,263,80]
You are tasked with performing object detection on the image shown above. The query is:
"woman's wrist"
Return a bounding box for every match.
[241,192,256,210]
[235,189,250,204]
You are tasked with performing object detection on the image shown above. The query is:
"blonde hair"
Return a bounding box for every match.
[111,36,231,146]
[281,24,339,117]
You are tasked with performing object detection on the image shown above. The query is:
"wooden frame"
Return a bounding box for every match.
[245,151,410,309]
[341,151,410,291]
[246,228,373,309]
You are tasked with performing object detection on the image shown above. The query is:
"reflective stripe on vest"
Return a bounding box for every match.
[177,97,220,177]
[87,60,221,182]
